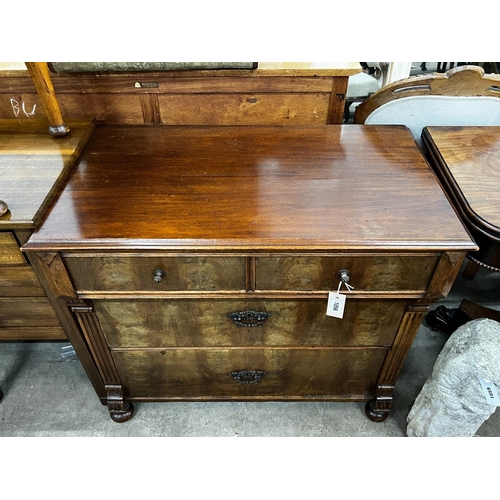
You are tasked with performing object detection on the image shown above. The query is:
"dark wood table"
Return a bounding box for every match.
[423,126,500,331]
[24,124,475,422]
[423,126,500,279]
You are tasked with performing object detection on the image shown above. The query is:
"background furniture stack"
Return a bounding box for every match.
[423,126,500,329]
[0,119,94,342]
[353,65,500,149]
[354,65,500,332]
[1,62,361,126]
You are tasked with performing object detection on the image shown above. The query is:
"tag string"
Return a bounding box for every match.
[337,280,354,294]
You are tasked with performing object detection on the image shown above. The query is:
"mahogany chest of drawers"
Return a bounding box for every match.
[24,124,476,422]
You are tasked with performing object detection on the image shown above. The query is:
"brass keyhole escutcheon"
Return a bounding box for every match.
[228,310,271,328]
[230,370,266,385]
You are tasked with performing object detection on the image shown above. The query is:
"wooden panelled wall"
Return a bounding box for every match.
[0,65,360,126]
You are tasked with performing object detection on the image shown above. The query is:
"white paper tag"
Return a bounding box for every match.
[326,292,346,319]
[477,375,500,406]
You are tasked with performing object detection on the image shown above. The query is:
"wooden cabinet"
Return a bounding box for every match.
[0,119,94,340]
[0,63,360,125]
[0,231,61,336]
[24,124,476,422]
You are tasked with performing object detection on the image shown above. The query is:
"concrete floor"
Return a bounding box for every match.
[1,262,499,437]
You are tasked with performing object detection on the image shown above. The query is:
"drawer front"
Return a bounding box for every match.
[112,347,387,399]
[0,266,46,296]
[0,232,26,265]
[0,327,66,341]
[256,256,440,291]
[0,233,66,340]
[58,94,145,124]
[64,256,246,292]
[0,297,62,327]
[94,298,406,348]
[159,93,330,125]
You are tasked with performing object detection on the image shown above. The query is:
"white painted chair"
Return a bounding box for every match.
[354,65,500,149]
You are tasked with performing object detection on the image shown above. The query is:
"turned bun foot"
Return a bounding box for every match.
[365,401,389,422]
[109,402,135,423]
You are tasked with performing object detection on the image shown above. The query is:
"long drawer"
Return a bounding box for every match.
[0,231,67,340]
[0,266,47,296]
[63,254,439,293]
[94,298,406,347]
[112,347,388,399]
[158,93,331,126]
[0,297,62,328]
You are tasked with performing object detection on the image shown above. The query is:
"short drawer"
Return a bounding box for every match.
[255,255,440,292]
[0,266,46,296]
[0,232,26,265]
[93,298,406,348]
[64,256,246,292]
[112,347,387,399]
[0,297,61,328]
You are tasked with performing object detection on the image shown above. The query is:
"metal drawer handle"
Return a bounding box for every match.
[0,200,8,217]
[153,268,166,283]
[228,310,271,328]
[337,269,355,292]
[338,269,350,283]
[230,370,266,385]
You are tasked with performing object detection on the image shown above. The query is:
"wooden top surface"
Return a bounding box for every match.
[25,124,474,252]
[0,119,95,229]
[423,126,500,231]
[251,62,361,76]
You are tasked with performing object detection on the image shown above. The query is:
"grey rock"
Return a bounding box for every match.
[406,319,500,437]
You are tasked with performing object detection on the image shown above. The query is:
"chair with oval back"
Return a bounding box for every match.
[354,65,500,149]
